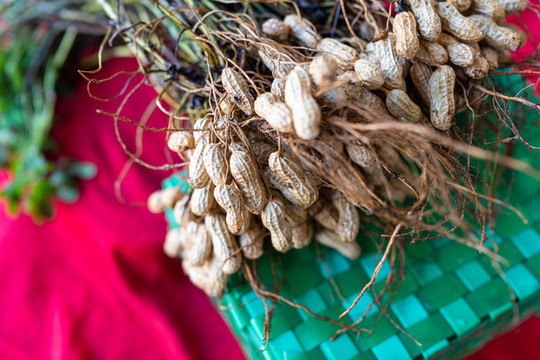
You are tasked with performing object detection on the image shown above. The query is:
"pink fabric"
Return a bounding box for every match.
[0,58,244,360]
[1,10,540,357]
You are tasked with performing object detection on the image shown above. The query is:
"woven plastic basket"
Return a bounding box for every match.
[162,76,540,360]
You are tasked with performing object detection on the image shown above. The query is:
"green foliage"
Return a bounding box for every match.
[0,15,97,221]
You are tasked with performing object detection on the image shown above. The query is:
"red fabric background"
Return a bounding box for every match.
[1,10,539,359]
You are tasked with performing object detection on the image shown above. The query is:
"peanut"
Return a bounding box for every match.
[185,221,212,266]
[470,0,505,19]
[463,52,490,78]
[173,195,191,226]
[393,12,420,60]
[332,190,360,243]
[193,117,212,144]
[448,0,472,11]
[410,62,433,106]
[292,222,313,249]
[374,34,406,91]
[315,228,361,260]
[500,0,527,14]
[230,149,268,214]
[409,0,442,42]
[268,151,319,207]
[261,196,293,252]
[436,2,486,42]
[205,213,242,274]
[254,93,295,133]
[263,167,305,207]
[203,143,229,186]
[147,186,180,213]
[468,15,522,51]
[350,86,389,115]
[258,44,295,78]
[312,199,339,231]
[437,33,475,67]
[429,65,456,130]
[386,89,423,123]
[421,40,449,65]
[213,183,246,235]
[353,59,385,90]
[283,200,308,226]
[316,38,360,70]
[251,142,276,167]
[283,15,322,48]
[262,18,290,40]
[167,131,195,152]
[309,55,338,88]
[190,184,216,217]
[346,141,376,168]
[221,68,254,115]
[271,77,286,99]
[163,228,184,258]
[239,222,265,259]
[285,65,322,140]
[481,46,499,71]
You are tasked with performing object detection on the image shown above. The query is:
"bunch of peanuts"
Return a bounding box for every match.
[148,0,527,297]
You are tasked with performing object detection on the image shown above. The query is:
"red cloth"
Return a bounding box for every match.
[0,58,244,360]
[1,10,540,358]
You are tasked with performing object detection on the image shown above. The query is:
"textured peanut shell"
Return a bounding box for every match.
[221,68,254,115]
[239,223,265,259]
[470,0,505,19]
[190,184,216,217]
[313,200,339,232]
[263,167,306,207]
[203,143,229,186]
[315,228,361,260]
[230,149,268,214]
[258,44,295,78]
[193,117,212,144]
[285,66,322,140]
[346,142,375,167]
[251,142,276,167]
[500,0,527,14]
[332,191,360,243]
[261,197,293,252]
[463,52,490,78]
[421,40,449,64]
[167,131,194,152]
[386,89,423,123]
[409,0,442,41]
[283,15,321,48]
[316,38,359,70]
[468,15,522,51]
[271,78,286,99]
[374,34,406,90]
[268,151,319,207]
[410,62,433,106]
[254,92,294,133]
[188,141,211,189]
[353,59,385,90]
[429,65,456,130]
[262,18,290,40]
[448,0,472,11]
[438,33,475,67]
[213,183,246,235]
[205,213,242,274]
[436,2,486,42]
[393,12,420,60]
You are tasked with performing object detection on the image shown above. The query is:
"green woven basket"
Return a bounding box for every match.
[162,76,540,360]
